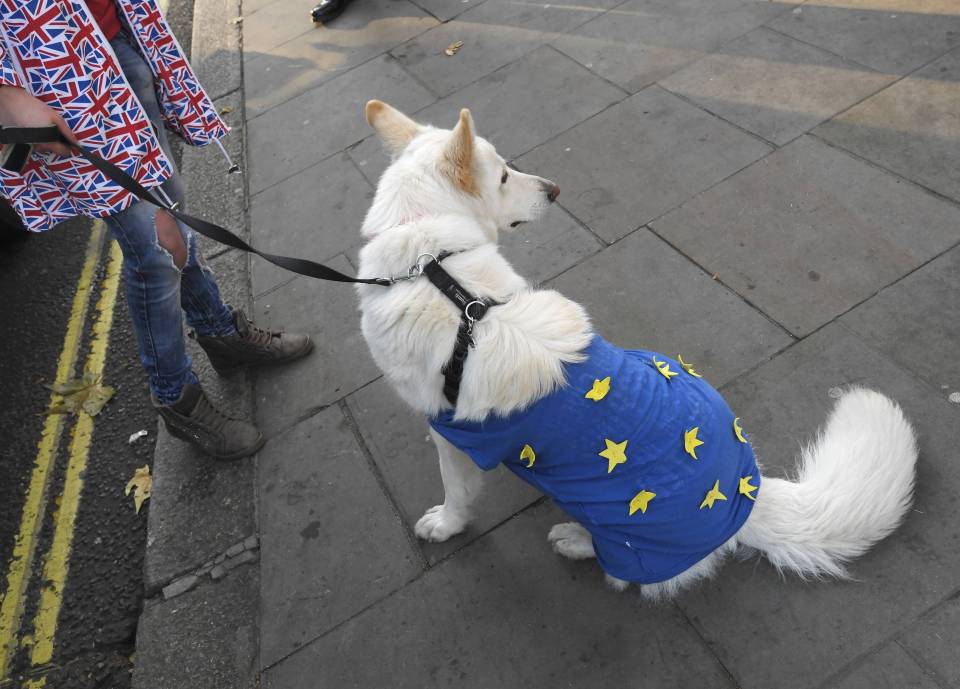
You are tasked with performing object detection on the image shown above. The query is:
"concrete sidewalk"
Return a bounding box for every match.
[147,0,960,687]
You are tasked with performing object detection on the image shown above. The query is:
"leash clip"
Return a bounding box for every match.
[387,252,439,284]
[407,252,438,279]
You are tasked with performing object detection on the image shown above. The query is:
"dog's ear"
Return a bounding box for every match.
[366,100,420,154]
[442,108,478,196]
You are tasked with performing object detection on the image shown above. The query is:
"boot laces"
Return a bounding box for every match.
[243,319,279,348]
[192,391,233,432]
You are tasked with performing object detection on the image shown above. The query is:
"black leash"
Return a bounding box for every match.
[0,125,392,286]
[0,125,496,406]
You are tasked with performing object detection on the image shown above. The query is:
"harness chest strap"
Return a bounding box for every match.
[421,258,498,407]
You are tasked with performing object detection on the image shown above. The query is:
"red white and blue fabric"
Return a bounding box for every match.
[0,0,228,232]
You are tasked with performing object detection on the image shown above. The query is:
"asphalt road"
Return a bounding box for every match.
[0,221,157,689]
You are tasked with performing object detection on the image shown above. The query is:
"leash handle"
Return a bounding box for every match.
[0,125,391,287]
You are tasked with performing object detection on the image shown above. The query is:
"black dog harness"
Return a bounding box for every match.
[401,252,498,408]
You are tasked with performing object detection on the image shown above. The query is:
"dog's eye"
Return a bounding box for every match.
[501,171,508,185]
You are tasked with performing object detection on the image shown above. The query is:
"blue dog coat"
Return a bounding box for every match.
[430,335,760,583]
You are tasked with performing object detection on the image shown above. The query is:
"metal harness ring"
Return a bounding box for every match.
[414,252,437,272]
[464,300,486,324]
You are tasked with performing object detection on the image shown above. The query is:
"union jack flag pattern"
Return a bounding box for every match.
[0,0,228,232]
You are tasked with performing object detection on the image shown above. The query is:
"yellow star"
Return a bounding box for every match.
[653,356,678,380]
[738,475,758,501]
[629,490,656,516]
[733,417,748,444]
[699,480,728,510]
[684,427,704,460]
[598,438,628,473]
[585,376,611,402]
[519,444,536,468]
[677,354,703,378]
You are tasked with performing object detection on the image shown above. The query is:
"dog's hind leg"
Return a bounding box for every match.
[548,522,596,560]
[415,428,487,542]
[637,537,738,601]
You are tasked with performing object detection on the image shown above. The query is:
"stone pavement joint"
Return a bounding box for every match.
[159,533,261,600]
[337,399,431,572]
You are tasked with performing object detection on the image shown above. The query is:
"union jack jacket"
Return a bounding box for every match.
[0,0,228,232]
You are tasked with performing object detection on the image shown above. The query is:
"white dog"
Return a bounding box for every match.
[356,100,918,600]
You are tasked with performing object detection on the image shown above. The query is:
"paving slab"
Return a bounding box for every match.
[346,378,542,564]
[660,27,895,145]
[390,0,620,98]
[252,255,382,436]
[841,245,960,394]
[651,135,960,337]
[181,91,247,258]
[830,642,940,689]
[190,0,242,100]
[518,86,772,243]
[411,45,625,160]
[241,0,319,57]
[497,206,603,285]
[900,597,960,687]
[346,134,389,186]
[767,1,960,76]
[262,501,735,689]
[244,0,437,118]
[250,152,374,297]
[247,55,435,195]
[816,47,960,203]
[550,0,794,94]
[143,423,257,593]
[258,404,422,667]
[242,0,279,15]
[410,0,485,22]
[133,565,258,689]
[677,324,960,689]
[548,228,792,387]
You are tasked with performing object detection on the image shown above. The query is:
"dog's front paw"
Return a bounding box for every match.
[414,505,466,542]
[547,522,596,560]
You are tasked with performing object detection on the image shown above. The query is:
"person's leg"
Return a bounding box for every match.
[111,35,313,374]
[104,200,197,406]
[109,35,236,339]
[104,183,264,459]
[103,35,265,459]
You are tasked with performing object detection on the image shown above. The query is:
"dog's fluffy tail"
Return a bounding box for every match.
[738,388,917,578]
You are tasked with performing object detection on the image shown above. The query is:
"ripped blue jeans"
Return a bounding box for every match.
[104,35,236,406]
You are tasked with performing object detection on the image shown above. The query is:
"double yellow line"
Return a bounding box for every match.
[0,222,122,680]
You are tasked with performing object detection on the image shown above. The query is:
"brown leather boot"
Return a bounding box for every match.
[193,308,314,375]
[155,383,264,460]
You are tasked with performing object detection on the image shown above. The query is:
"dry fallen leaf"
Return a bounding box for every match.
[220,107,234,115]
[444,40,463,56]
[45,372,114,417]
[125,465,152,514]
